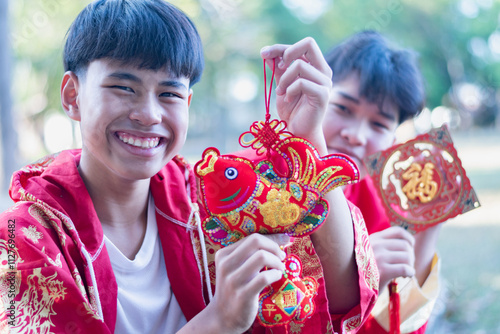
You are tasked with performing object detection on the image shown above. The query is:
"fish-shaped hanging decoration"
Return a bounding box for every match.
[195,120,359,247]
[194,59,360,328]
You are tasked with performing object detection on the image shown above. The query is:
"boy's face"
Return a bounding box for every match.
[322,73,399,179]
[62,59,192,181]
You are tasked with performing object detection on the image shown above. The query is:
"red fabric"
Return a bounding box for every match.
[1,149,377,334]
[236,148,379,334]
[343,176,390,235]
[0,150,207,332]
[344,177,428,334]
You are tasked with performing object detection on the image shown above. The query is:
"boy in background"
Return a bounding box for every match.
[323,31,441,333]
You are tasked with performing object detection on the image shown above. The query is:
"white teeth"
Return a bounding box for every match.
[118,133,160,149]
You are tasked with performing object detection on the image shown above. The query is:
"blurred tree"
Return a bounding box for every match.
[0,0,18,192]
[6,0,500,163]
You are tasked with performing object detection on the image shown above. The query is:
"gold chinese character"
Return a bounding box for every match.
[263,304,276,317]
[402,162,438,203]
[283,290,297,307]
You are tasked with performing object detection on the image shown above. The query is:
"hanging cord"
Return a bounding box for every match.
[263,58,276,159]
[195,207,213,303]
[263,58,276,125]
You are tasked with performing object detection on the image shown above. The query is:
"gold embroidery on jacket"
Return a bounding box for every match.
[13,268,66,332]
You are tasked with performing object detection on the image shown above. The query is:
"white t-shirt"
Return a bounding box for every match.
[104,195,187,333]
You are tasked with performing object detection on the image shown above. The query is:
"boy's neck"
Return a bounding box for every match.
[77,153,151,259]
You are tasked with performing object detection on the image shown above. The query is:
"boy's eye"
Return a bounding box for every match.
[111,85,134,93]
[160,92,182,98]
[332,103,350,114]
[372,121,391,131]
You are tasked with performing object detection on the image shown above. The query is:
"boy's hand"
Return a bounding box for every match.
[369,226,416,290]
[260,37,332,155]
[206,234,289,333]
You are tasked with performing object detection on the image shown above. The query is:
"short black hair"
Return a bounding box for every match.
[325,30,425,123]
[63,0,204,87]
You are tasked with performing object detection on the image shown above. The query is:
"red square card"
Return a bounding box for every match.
[364,125,480,233]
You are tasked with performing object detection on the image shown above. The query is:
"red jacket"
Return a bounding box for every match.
[0,150,377,333]
[344,177,428,334]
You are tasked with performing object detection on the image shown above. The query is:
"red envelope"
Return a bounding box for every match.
[364,125,480,233]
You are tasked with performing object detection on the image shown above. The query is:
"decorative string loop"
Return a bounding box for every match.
[263,58,276,125]
[239,57,291,157]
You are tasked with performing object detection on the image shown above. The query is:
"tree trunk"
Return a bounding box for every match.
[0,0,18,192]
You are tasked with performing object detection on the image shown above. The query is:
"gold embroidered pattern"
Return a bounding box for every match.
[402,162,439,203]
[28,205,51,229]
[286,236,322,281]
[13,268,66,333]
[259,189,300,228]
[289,320,305,334]
[21,225,43,244]
[343,314,362,332]
[352,207,379,291]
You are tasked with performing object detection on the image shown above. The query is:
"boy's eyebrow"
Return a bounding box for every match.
[108,72,142,82]
[159,80,188,90]
[337,91,360,104]
[107,72,188,90]
[378,109,397,122]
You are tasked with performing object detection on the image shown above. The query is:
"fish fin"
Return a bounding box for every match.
[202,216,242,247]
[287,199,329,237]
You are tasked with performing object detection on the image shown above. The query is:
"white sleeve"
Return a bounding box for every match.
[371,254,440,334]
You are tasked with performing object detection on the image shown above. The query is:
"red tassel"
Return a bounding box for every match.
[389,280,400,334]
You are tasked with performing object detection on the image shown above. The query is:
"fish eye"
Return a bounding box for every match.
[224,167,238,180]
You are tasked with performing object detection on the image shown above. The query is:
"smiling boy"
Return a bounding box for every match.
[0,1,378,334]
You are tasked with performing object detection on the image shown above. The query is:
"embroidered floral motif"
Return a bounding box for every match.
[286,237,322,281]
[352,207,379,292]
[21,225,43,244]
[42,247,62,268]
[289,320,305,333]
[28,205,52,229]
[343,314,362,333]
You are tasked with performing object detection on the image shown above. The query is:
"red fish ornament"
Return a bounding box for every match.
[195,125,359,246]
[194,121,359,328]
[194,59,360,328]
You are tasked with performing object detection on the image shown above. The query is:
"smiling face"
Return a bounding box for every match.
[61,59,192,183]
[322,73,399,179]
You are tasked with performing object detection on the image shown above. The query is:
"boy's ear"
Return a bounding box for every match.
[61,71,81,121]
[187,89,193,107]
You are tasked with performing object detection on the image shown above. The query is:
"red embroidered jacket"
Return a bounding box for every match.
[0,150,377,333]
[344,177,428,334]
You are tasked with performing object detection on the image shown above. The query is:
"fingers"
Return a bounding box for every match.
[263,233,291,247]
[374,225,415,247]
[217,234,286,267]
[261,37,332,77]
[275,59,332,97]
[371,226,418,285]
[215,234,286,286]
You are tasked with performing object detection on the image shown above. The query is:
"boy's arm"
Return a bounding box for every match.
[260,38,361,313]
[177,234,289,334]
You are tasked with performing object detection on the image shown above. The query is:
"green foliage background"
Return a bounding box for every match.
[5,1,500,332]
[9,0,500,160]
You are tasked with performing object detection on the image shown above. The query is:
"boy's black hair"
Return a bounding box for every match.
[325,30,425,123]
[63,0,204,87]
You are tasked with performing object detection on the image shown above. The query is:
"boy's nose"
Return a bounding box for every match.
[340,124,367,146]
[130,97,162,126]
